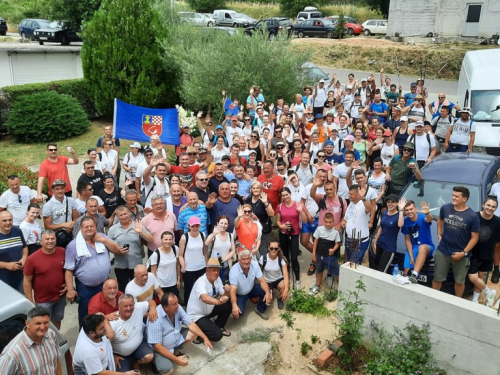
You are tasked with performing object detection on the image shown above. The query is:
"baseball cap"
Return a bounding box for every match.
[129,142,141,148]
[276,141,285,147]
[400,116,408,122]
[188,216,201,226]
[286,113,293,118]
[385,194,399,202]
[383,130,392,137]
[206,258,222,268]
[415,121,424,127]
[411,82,417,87]
[459,107,473,115]
[52,179,66,188]
[182,123,190,128]
[248,149,257,155]
[324,140,334,146]
[403,142,415,150]
[319,79,325,83]
[315,113,324,119]
[198,148,207,154]
[346,85,353,90]
[344,135,355,142]
[361,78,367,82]
[393,106,402,112]
[215,125,223,130]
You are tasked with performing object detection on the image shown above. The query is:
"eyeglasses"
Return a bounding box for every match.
[86,166,95,169]
[269,247,279,251]
[275,130,282,133]
[277,146,284,150]
[145,153,153,157]
[87,188,94,191]
[199,178,208,182]
[245,119,251,121]
[251,135,258,138]
[402,148,412,152]
[438,96,445,99]
[269,153,277,157]
[244,210,252,214]
[48,148,57,152]
[107,143,113,146]
[18,195,22,203]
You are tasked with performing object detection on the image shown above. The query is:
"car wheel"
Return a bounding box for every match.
[364,29,371,36]
[61,35,70,45]
[297,31,304,38]
[347,28,354,36]
[0,31,6,36]
[326,30,334,39]
[21,32,26,39]
[207,21,213,27]
[269,33,276,41]
[232,23,238,28]
[39,41,44,45]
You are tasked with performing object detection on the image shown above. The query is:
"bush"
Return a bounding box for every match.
[186,0,226,13]
[0,161,47,195]
[6,91,91,143]
[1,79,98,119]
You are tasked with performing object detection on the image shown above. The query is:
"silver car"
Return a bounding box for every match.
[0,281,73,375]
[178,11,215,27]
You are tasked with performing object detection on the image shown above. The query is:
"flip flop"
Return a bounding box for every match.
[220,328,231,337]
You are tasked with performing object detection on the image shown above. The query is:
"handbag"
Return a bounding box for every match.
[55,198,73,247]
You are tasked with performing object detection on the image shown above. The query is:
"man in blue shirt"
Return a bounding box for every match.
[368,93,389,124]
[147,293,212,374]
[402,82,418,106]
[206,183,240,232]
[398,198,434,283]
[432,186,480,297]
[177,192,209,236]
[246,86,265,119]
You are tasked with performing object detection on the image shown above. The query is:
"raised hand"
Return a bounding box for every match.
[208,193,218,204]
[397,197,407,211]
[222,90,226,97]
[419,201,430,215]
[380,68,384,73]
[312,177,322,187]
[197,111,203,118]
[269,103,275,111]
[237,205,244,217]
[260,191,268,204]
[358,185,367,199]
[133,219,143,233]
[250,87,254,95]
[296,201,303,212]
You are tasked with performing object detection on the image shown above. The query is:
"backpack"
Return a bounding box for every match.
[147,246,178,272]
[262,253,284,275]
[294,163,314,175]
[431,115,453,133]
[408,133,432,158]
[317,195,345,221]
[184,232,206,249]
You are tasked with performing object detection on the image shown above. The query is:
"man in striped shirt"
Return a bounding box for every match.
[0,306,61,374]
[0,210,28,292]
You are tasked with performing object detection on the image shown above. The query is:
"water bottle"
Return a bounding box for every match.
[393,264,399,280]
[217,252,223,266]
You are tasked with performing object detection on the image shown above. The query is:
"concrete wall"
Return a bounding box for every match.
[0,51,14,88]
[338,263,500,375]
[388,0,500,38]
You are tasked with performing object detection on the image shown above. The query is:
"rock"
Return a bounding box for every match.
[328,340,343,354]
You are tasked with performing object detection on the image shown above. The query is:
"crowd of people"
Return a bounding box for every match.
[0,69,498,375]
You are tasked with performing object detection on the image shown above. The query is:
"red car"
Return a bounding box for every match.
[325,16,364,36]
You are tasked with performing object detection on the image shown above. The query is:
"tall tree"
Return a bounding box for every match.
[47,0,102,29]
[362,0,390,18]
[81,0,180,116]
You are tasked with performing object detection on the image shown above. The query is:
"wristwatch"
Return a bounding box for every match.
[463,251,468,256]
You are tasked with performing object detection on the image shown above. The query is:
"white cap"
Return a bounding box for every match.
[129,142,141,148]
[400,116,408,122]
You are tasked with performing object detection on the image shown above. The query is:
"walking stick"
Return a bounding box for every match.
[431,63,448,80]
[394,51,401,87]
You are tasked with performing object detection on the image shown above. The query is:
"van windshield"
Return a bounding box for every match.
[471,90,500,122]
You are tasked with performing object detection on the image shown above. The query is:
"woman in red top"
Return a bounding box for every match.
[276,187,307,289]
[288,139,303,168]
[234,204,261,259]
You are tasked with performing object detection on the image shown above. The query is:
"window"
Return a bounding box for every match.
[367,20,376,26]
[0,318,25,353]
[303,20,313,26]
[225,13,231,19]
[298,13,307,19]
[471,90,500,122]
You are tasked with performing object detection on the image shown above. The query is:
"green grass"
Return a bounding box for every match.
[241,327,277,343]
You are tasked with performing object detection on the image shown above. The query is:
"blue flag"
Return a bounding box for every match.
[113,99,180,145]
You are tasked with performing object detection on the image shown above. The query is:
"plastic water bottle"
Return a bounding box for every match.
[217,252,223,266]
[393,264,399,280]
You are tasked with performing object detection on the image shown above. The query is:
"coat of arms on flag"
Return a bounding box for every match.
[142,115,163,137]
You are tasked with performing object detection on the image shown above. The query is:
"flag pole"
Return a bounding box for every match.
[113,98,118,138]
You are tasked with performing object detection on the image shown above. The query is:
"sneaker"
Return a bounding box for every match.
[409,273,418,284]
[307,262,316,276]
[309,285,321,296]
[486,290,497,307]
[254,308,269,320]
[326,276,334,289]
[492,269,500,283]
[277,299,284,310]
[295,280,301,290]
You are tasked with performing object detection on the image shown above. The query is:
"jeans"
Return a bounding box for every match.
[344,237,370,265]
[75,278,104,328]
[236,283,266,314]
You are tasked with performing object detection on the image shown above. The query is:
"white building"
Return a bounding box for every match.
[387,0,500,38]
[0,43,83,88]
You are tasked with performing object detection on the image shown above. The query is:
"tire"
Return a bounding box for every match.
[0,31,6,36]
[297,30,304,38]
[232,23,238,28]
[364,29,371,36]
[39,41,44,45]
[348,28,354,36]
[61,35,69,45]
[326,30,334,39]
[21,31,26,39]
[207,21,213,27]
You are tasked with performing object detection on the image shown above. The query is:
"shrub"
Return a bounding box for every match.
[6,91,91,143]
[1,79,98,119]
[186,0,226,13]
[286,288,331,317]
[0,161,47,195]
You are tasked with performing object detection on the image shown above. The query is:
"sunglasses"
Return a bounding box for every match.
[245,119,251,121]
[251,135,258,138]
[438,97,445,99]
[317,155,325,158]
[278,169,285,172]
[188,153,197,156]
[86,166,95,169]
[275,130,282,133]
[199,178,208,182]
[48,148,57,152]
[244,210,252,214]
[87,187,94,191]
[269,247,279,251]
[270,153,277,157]
[107,143,113,146]
[145,153,153,157]
[277,146,284,150]
[402,148,412,152]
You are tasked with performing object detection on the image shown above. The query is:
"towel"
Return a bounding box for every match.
[76,231,106,258]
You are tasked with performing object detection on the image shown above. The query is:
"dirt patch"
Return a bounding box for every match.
[293,37,497,80]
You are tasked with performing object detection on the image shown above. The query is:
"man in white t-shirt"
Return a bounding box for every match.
[75,181,105,215]
[0,175,35,225]
[73,313,137,375]
[445,107,476,153]
[332,150,356,201]
[109,295,154,372]
[409,121,436,167]
[125,265,164,321]
[186,258,232,343]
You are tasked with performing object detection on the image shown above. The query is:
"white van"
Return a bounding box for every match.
[296,7,324,23]
[212,9,256,28]
[457,49,500,151]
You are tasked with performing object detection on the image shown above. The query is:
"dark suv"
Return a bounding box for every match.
[244,17,293,38]
[0,16,7,36]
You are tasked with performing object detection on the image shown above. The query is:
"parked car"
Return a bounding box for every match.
[294,18,344,39]
[178,11,215,27]
[34,20,81,45]
[301,62,329,83]
[0,16,7,36]
[213,10,256,28]
[369,153,500,294]
[244,17,293,38]
[18,18,50,40]
[296,6,324,22]
[362,19,388,36]
[0,281,74,374]
[326,15,363,35]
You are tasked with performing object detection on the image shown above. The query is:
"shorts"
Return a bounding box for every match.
[316,255,339,277]
[301,218,318,234]
[268,278,284,291]
[404,244,435,270]
[435,139,446,153]
[468,257,493,274]
[37,296,66,322]
[433,249,470,284]
[154,328,188,374]
[115,339,153,371]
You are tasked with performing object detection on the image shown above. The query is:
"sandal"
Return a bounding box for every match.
[220,328,231,337]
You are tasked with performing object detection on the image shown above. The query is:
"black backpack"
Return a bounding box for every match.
[262,253,285,275]
[184,232,206,248]
[408,133,432,158]
[147,246,178,272]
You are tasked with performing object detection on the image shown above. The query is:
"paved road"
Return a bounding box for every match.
[319,66,459,104]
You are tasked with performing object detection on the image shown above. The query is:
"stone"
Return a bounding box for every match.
[328,340,343,354]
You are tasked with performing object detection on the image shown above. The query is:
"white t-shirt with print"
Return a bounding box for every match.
[110,301,149,356]
[125,273,160,302]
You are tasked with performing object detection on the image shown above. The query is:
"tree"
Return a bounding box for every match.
[361,0,390,18]
[277,0,330,19]
[81,0,180,117]
[46,0,102,29]
[186,0,226,13]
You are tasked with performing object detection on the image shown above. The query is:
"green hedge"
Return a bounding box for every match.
[1,79,98,119]
[0,161,48,195]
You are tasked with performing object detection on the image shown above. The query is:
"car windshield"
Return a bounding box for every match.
[471,90,500,122]
[47,21,64,28]
[38,20,51,28]
[234,13,247,19]
[401,180,481,218]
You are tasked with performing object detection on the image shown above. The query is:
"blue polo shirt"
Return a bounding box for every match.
[177,205,209,236]
[229,260,263,295]
[237,178,252,198]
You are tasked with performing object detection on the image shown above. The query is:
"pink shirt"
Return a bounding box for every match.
[316,194,347,226]
[276,201,301,235]
[141,211,178,250]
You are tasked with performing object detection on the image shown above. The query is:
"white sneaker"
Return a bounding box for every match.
[309,280,317,290]
[295,280,301,290]
[486,289,497,307]
[309,285,320,296]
